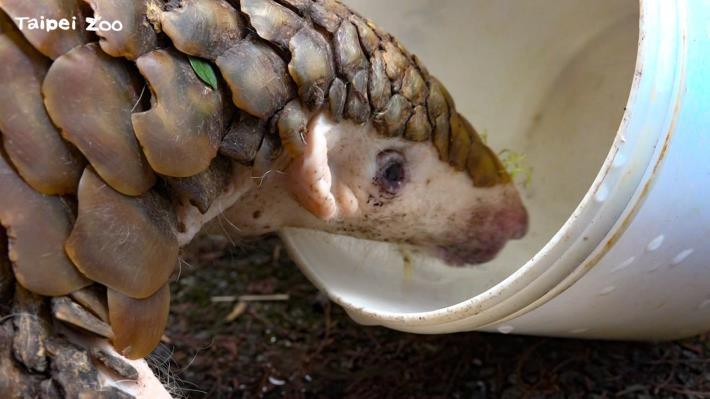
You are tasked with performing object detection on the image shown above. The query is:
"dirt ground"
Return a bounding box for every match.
[160,235,710,399]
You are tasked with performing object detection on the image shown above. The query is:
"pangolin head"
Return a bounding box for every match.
[218,6,529,267]
[226,108,528,266]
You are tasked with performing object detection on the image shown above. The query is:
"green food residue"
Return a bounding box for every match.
[481,128,533,188]
[480,129,489,145]
[189,57,219,90]
[499,149,533,189]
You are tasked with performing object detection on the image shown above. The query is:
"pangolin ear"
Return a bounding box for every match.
[285,122,337,221]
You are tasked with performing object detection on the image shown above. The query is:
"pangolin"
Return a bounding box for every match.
[0,0,528,396]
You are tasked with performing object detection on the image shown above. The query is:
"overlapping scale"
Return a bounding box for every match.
[448,112,473,170]
[43,43,156,196]
[166,156,233,214]
[108,284,170,360]
[466,130,511,187]
[310,0,350,33]
[161,0,243,60]
[428,78,454,161]
[220,113,268,165]
[0,30,84,195]
[132,48,225,178]
[216,37,296,119]
[82,0,158,60]
[51,296,113,339]
[368,50,392,112]
[328,78,347,122]
[12,285,51,372]
[241,0,303,48]
[405,106,433,142]
[277,0,311,13]
[65,168,178,299]
[288,26,335,110]
[349,15,379,56]
[69,285,109,323]
[0,154,90,296]
[278,99,309,158]
[373,94,412,138]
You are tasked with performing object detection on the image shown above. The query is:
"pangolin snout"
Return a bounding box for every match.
[498,200,529,240]
[438,191,528,266]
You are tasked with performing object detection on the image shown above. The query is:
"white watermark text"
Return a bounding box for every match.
[14,16,123,33]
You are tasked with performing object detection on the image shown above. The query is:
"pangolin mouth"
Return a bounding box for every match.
[437,241,508,266]
[436,205,529,267]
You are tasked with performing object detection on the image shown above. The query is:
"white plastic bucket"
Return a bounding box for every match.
[281,0,710,340]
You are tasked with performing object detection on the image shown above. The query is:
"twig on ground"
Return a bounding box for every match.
[211,294,290,303]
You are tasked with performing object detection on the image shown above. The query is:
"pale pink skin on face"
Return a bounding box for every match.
[216,112,528,266]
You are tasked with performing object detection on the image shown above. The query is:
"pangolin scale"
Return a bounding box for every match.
[0,0,516,396]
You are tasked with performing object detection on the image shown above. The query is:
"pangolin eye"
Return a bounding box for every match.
[375,150,407,195]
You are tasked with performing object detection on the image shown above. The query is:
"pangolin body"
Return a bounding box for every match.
[0,0,515,388]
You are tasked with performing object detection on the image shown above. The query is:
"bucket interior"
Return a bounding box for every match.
[283,0,640,314]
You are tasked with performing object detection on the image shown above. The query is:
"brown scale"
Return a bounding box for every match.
[449,112,473,171]
[276,0,311,14]
[166,155,233,214]
[320,0,352,18]
[467,126,512,188]
[0,0,514,365]
[0,322,44,397]
[65,168,178,300]
[374,94,413,138]
[216,37,297,119]
[160,0,244,61]
[334,20,369,78]
[108,284,170,360]
[220,113,268,164]
[0,153,90,297]
[381,41,409,92]
[252,128,283,180]
[328,77,348,122]
[334,20,371,123]
[405,106,433,142]
[288,26,336,111]
[241,0,303,48]
[278,99,310,157]
[82,0,158,60]
[45,336,102,396]
[43,42,156,196]
[0,30,85,195]
[69,285,109,323]
[401,65,428,106]
[346,68,371,123]
[349,14,380,56]
[310,0,351,33]
[428,77,454,161]
[90,346,140,381]
[369,50,392,112]
[12,285,52,373]
[50,296,113,339]
[132,48,225,178]
[309,2,342,33]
